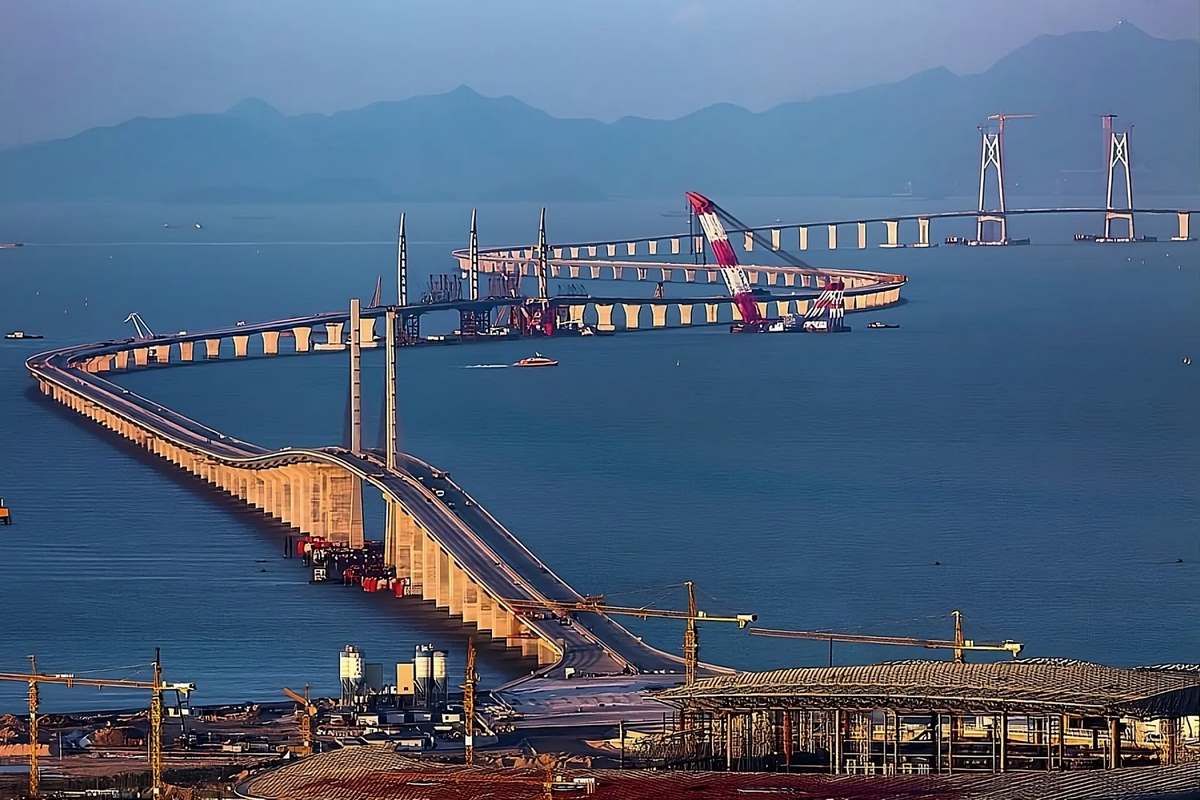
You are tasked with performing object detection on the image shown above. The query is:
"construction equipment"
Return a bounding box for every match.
[282,685,316,756]
[0,650,193,798]
[504,581,756,685]
[123,312,156,339]
[685,192,766,332]
[749,609,1024,664]
[462,638,478,765]
[686,191,818,333]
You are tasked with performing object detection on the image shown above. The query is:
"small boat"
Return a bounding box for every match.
[5,330,43,340]
[0,242,23,249]
[867,321,900,329]
[514,353,558,368]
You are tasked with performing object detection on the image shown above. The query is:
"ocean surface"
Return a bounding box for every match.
[1,197,1197,712]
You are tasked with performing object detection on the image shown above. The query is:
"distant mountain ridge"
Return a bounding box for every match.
[1,22,1196,202]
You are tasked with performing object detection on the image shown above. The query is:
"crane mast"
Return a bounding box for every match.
[0,652,193,799]
[504,584,755,686]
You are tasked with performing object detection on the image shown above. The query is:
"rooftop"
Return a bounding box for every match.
[656,659,1200,717]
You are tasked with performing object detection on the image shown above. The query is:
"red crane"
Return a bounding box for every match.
[685,191,766,332]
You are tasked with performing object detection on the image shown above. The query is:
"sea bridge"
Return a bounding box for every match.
[22,186,1197,689]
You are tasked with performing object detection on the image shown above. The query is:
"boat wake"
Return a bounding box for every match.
[464,364,510,369]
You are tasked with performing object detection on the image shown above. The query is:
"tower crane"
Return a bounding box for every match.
[749,609,1024,664]
[281,685,316,756]
[0,651,193,799]
[462,638,478,766]
[504,581,756,686]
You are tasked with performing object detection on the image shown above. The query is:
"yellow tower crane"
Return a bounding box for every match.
[749,609,1024,663]
[504,581,756,685]
[0,650,193,799]
[281,685,316,756]
[462,638,478,766]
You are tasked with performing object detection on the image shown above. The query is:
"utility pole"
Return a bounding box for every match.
[952,610,964,664]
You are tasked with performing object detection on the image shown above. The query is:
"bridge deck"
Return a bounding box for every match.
[26,319,692,679]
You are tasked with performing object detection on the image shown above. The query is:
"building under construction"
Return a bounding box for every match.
[651,659,1199,775]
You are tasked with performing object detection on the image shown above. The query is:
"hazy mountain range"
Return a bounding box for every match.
[1,22,1196,202]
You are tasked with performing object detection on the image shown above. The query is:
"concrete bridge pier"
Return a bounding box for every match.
[179,341,194,361]
[205,339,221,359]
[292,326,311,352]
[1172,212,1194,242]
[827,225,838,250]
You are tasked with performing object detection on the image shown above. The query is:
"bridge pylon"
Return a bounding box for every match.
[459,209,490,337]
[1102,121,1135,241]
[975,128,1009,244]
[396,212,408,306]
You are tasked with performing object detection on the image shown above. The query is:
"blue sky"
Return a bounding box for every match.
[2,0,1197,148]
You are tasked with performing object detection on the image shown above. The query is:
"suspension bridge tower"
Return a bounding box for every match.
[974,113,1033,245]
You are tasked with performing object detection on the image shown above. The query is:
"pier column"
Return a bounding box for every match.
[590,265,601,279]
[755,302,768,320]
[115,351,129,370]
[133,348,148,367]
[1108,718,1121,769]
[292,326,311,352]
[1173,212,1193,242]
[232,334,249,358]
[705,303,719,324]
[671,237,680,254]
[827,225,838,250]
[595,304,614,331]
[775,300,790,318]
[771,229,781,250]
[684,269,695,282]
[622,304,641,330]
[359,316,376,347]
[205,339,221,359]
[678,304,693,326]
[857,222,867,249]
[798,226,808,251]
[179,341,194,361]
[262,330,280,355]
[324,322,344,349]
[409,529,425,593]
[651,305,668,328]
[883,220,900,248]
[917,217,931,247]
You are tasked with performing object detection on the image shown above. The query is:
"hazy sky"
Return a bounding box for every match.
[2,0,1197,148]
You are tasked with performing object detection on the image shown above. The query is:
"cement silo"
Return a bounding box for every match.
[339,645,364,706]
[432,649,448,706]
[413,645,433,707]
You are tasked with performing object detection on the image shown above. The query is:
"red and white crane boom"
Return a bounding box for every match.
[685,191,763,327]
